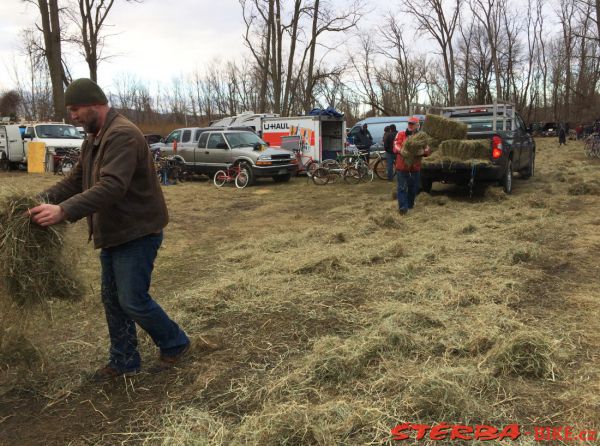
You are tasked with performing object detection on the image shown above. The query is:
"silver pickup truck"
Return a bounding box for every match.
[151,127,298,184]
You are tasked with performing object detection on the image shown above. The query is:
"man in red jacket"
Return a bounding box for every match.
[393,116,431,214]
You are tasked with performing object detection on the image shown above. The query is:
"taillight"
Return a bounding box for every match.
[492,136,503,159]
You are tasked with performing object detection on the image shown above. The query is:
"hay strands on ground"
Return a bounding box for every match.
[0,194,83,308]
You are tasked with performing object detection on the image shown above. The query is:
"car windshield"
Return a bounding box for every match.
[35,124,83,139]
[224,132,264,148]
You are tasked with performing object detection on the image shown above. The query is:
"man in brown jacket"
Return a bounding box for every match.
[29,78,190,380]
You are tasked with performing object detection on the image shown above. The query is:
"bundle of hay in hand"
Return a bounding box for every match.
[402,132,433,167]
[425,139,492,166]
[0,194,83,307]
[422,114,468,143]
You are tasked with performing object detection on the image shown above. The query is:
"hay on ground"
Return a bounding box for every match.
[422,114,468,141]
[0,194,83,307]
[483,331,559,379]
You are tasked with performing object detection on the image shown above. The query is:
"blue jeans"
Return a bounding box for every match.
[397,171,420,211]
[385,152,396,181]
[100,232,189,372]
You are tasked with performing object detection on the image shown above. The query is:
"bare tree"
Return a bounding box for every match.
[65,0,140,82]
[26,0,68,120]
[400,0,461,105]
[470,0,506,100]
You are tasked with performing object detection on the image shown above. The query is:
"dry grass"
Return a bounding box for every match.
[1,138,599,445]
[0,193,84,307]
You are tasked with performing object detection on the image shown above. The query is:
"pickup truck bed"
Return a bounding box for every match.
[420,104,535,194]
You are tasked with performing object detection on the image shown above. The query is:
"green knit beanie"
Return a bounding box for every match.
[64,78,108,106]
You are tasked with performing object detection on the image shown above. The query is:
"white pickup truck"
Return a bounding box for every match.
[0,122,84,170]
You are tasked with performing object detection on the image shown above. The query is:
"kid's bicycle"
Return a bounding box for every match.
[213,164,250,189]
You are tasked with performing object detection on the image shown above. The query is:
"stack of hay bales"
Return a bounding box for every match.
[401,114,468,167]
[419,114,492,166]
[0,194,83,308]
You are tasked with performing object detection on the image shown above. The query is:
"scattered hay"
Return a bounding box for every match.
[370,213,403,229]
[483,331,559,379]
[294,256,347,275]
[0,194,84,307]
[236,400,378,445]
[147,406,227,446]
[422,114,468,142]
[0,329,42,368]
[404,367,497,422]
[567,181,600,196]
[461,224,478,234]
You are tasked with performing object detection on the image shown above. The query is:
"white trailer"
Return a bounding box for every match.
[261,115,346,162]
[0,125,27,169]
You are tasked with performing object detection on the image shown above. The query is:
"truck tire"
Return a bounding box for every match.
[237,161,254,186]
[420,176,433,193]
[272,173,291,183]
[520,150,535,179]
[501,159,513,194]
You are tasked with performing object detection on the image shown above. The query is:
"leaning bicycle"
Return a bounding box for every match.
[584,134,600,158]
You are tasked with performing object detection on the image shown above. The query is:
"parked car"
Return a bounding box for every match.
[346,115,425,152]
[144,133,163,145]
[154,127,298,185]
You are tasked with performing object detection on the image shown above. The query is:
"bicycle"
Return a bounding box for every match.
[293,147,318,177]
[584,133,600,158]
[213,164,250,189]
[54,148,80,176]
[370,150,391,180]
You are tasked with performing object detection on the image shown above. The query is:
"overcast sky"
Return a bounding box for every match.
[0,0,389,96]
[0,0,259,93]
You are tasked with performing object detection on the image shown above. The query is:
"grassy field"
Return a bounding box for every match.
[0,138,599,445]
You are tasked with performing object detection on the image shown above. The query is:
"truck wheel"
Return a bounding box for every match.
[272,173,291,183]
[420,177,433,193]
[501,159,513,194]
[238,161,254,186]
[521,150,535,179]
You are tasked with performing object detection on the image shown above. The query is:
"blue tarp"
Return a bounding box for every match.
[307,107,344,118]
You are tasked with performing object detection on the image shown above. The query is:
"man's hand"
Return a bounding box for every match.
[29,204,66,227]
[423,146,432,156]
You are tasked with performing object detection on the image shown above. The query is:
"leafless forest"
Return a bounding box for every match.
[2,0,600,128]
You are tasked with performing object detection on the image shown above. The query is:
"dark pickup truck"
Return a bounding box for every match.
[421,104,535,194]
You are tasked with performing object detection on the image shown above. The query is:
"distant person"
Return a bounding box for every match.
[28,78,191,381]
[576,124,583,140]
[383,124,398,181]
[355,123,373,163]
[393,116,431,214]
[558,124,567,146]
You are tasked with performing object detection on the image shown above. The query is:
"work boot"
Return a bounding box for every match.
[91,364,139,382]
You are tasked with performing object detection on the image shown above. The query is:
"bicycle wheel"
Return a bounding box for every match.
[373,158,387,180]
[235,170,249,188]
[213,170,228,187]
[306,160,318,177]
[312,167,330,185]
[343,166,361,184]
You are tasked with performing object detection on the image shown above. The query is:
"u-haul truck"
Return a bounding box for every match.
[260,115,346,162]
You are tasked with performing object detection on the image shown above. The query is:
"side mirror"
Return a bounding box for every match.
[216,142,228,149]
[265,141,270,147]
[160,137,165,143]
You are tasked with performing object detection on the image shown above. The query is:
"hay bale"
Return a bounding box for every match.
[402,132,433,167]
[0,194,83,307]
[423,139,492,166]
[422,114,467,142]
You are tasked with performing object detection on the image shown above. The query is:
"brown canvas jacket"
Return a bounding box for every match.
[43,108,168,249]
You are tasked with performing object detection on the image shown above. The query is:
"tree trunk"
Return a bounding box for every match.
[304,0,320,113]
[38,0,65,120]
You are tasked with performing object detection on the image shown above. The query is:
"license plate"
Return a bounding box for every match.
[278,169,287,175]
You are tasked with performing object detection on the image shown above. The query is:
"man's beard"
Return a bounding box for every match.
[83,110,101,134]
